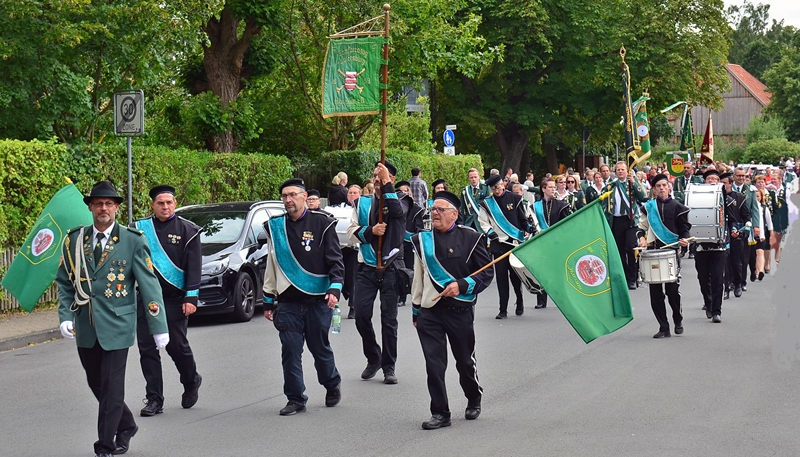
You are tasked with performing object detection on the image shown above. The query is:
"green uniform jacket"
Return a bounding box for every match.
[771,188,789,232]
[56,222,167,351]
[673,174,703,204]
[460,183,491,232]
[602,177,648,226]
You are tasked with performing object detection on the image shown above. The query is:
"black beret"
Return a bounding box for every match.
[307,189,320,198]
[432,179,447,189]
[395,180,410,189]
[719,172,733,181]
[375,161,397,176]
[650,174,670,186]
[485,175,503,188]
[433,191,461,209]
[84,181,123,205]
[149,185,175,201]
[280,178,306,193]
[703,169,720,180]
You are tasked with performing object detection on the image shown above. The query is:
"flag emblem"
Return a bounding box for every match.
[636,122,649,141]
[32,228,55,257]
[566,239,611,296]
[575,255,607,287]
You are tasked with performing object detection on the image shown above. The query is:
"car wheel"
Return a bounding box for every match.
[231,273,255,322]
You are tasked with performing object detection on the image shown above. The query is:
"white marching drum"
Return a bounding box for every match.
[509,253,543,294]
[638,249,678,284]
[684,183,725,243]
[324,205,356,248]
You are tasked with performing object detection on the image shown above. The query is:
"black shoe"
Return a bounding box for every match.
[347,306,355,319]
[384,371,398,384]
[515,304,524,316]
[112,425,138,455]
[688,253,695,259]
[422,414,452,430]
[674,325,684,335]
[653,331,671,339]
[628,281,637,290]
[742,284,747,292]
[712,315,722,323]
[279,402,306,416]
[750,272,757,282]
[758,272,764,281]
[465,401,481,420]
[182,374,202,409]
[140,398,163,417]
[361,362,380,380]
[702,304,707,310]
[398,301,406,307]
[734,286,742,298]
[325,385,341,407]
[706,309,712,319]
[680,250,686,258]
[724,290,730,300]
[765,269,770,275]
[495,311,507,319]
[534,303,546,309]
[96,453,114,457]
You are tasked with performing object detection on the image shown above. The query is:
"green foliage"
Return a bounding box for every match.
[763,46,800,142]
[0,140,293,248]
[743,138,800,165]
[727,1,797,78]
[744,115,786,143]
[359,98,435,154]
[714,136,747,165]
[648,114,677,148]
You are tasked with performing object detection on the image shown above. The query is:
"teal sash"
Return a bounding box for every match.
[268,216,331,295]
[645,199,679,245]
[419,231,475,302]
[357,196,377,266]
[533,201,548,230]
[463,186,480,215]
[136,218,185,289]
[485,196,525,242]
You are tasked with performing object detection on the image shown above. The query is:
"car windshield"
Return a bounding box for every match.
[178,210,248,244]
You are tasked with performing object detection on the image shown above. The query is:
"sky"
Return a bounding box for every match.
[724,0,800,28]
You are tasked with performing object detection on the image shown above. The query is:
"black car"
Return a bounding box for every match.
[176,201,285,322]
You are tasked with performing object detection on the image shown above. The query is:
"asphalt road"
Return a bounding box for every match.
[2,246,800,457]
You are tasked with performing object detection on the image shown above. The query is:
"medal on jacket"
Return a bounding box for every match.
[168,233,181,244]
[507,203,514,210]
[302,231,314,251]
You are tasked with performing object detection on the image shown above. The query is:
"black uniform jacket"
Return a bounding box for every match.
[478,190,529,245]
[636,197,691,248]
[535,197,571,229]
[134,215,201,305]
[400,192,425,243]
[347,183,407,265]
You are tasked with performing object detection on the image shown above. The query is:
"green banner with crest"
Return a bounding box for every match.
[322,37,383,119]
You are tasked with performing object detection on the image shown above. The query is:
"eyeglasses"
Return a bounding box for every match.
[430,207,456,214]
[280,192,302,200]
[91,201,118,208]
[307,197,320,201]
[566,180,575,184]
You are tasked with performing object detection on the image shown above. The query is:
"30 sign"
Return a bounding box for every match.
[113,90,145,136]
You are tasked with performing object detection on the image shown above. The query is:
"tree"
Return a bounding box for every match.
[762,42,800,142]
[727,1,797,79]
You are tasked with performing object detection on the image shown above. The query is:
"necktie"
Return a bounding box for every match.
[473,186,478,197]
[94,233,105,266]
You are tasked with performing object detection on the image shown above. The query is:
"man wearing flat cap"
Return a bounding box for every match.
[479,174,531,319]
[347,161,407,384]
[134,185,203,417]
[56,181,168,457]
[636,174,691,338]
[411,191,494,430]
[264,178,345,416]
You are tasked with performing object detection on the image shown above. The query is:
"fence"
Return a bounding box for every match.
[0,248,58,312]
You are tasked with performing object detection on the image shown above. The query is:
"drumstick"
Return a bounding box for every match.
[634,236,696,251]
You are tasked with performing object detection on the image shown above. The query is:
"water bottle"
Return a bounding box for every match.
[331,305,342,334]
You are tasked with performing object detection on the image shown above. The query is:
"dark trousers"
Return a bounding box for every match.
[416,304,482,417]
[746,240,757,281]
[342,247,359,302]
[612,216,638,284]
[398,242,415,304]
[494,243,523,312]
[537,291,548,307]
[727,238,744,289]
[274,300,341,405]
[649,258,683,333]
[695,250,726,315]
[137,296,199,403]
[353,264,399,372]
[78,342,136,455]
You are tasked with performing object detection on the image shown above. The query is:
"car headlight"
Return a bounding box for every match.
[202,258,230,276]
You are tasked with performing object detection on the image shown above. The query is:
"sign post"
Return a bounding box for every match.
[113,90,145,226]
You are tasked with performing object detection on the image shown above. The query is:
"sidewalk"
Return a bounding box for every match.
[0,308,61,352]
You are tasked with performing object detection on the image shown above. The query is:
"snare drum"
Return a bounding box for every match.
[509,253,543,294]
[684,183,725,243]
[638,249,678,284]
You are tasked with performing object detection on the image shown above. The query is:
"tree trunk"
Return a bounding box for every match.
[543,142,559,174]
[201,6,260,152]
[494,122,529,174]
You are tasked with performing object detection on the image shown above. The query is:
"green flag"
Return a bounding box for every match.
[679,105,695,156]
[321,36,383,119]
[511,199,633,343]
[634,96,652,162]
[1,184,92,312]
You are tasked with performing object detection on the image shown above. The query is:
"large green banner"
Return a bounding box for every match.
[322,37,382,119]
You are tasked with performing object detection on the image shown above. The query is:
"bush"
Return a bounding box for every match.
[743,138,800,165]
[745,115,786,144]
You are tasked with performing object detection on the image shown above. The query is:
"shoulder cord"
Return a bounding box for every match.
[69,227,94,326]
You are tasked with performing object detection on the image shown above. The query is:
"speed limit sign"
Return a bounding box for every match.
[113,90,145,136]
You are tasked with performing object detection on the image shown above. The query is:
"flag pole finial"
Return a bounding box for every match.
[64,177,73,184]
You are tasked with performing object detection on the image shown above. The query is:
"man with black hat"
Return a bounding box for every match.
[56,181,168,457]
[395,180,425,308]
[411,191,494,430]
[479,174,531,318]
[347,162,407,384]
[460,168,490,231]
[636,174,691,338]
[263,178,345,416]
[134,185,203,417]
[306,189,323,210]
[721,171,751,301]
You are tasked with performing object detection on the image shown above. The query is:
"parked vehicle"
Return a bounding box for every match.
[176,201,284,322]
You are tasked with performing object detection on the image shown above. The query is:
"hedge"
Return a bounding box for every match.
[298,148,484,198]
[743,138,800,165]
[0,139,294,248]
